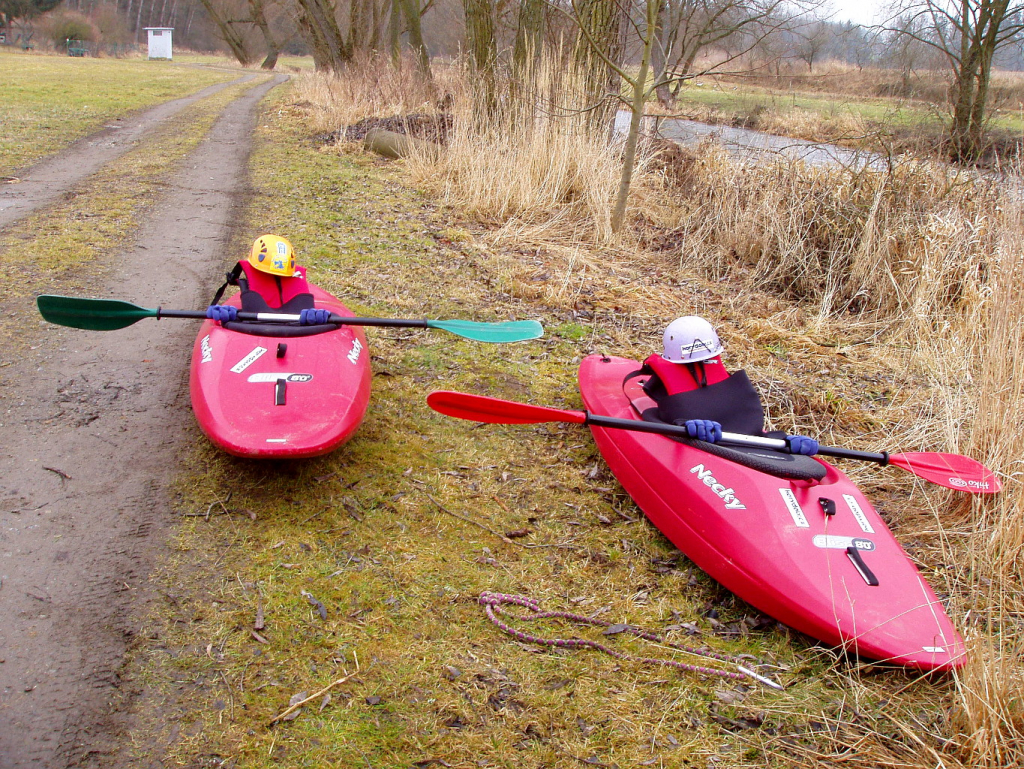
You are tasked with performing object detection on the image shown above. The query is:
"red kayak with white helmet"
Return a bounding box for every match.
[576,317,966,671]
[190,235,371,458]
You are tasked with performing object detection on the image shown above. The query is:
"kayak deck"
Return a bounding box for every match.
[189,284,371,458]
[579,354,965,671]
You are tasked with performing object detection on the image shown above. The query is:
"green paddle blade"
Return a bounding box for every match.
[427,319,543,343]
[37,294,159,331]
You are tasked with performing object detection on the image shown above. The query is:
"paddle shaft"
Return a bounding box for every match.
[426,391,998,492]
[584,413,889,464]
[158,308,429,328]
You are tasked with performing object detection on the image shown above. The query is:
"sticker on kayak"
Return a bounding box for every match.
[230,346,268,373]
[843,494,875,533]
[812,535,875,551]
[779,488,809,528]
[347,338,363,365]
[689,464,746,510]
[923,646,946,653]
[247,373,314,383]
[200,334,213,364]
[948,476,993,491]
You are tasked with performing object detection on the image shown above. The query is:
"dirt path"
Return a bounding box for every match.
[0,73,256,230]
[0,72,286,768]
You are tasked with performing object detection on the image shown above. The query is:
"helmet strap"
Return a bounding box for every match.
[685,362,708,388]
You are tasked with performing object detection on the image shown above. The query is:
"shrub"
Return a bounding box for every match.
[46,11,99,47]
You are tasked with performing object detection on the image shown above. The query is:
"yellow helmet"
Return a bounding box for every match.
[248,234,296,277]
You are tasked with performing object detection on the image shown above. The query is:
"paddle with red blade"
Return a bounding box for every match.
[427,391,1002,494]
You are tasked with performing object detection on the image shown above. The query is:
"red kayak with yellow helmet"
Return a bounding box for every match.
[189,234,371,458]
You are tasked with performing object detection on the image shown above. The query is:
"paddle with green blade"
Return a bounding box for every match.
[426,390,1002,494]
[37,295,543,344]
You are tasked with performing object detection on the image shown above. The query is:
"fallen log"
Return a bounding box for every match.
[363,128,439,159]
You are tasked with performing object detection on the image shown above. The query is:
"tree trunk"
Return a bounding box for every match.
[184,1,196,37]
[652,0,673,108]
[400,0,431,78]
[368,0,385,51]
[511,0,544,117]
[463,0,497,110]
[294,0,351,72]
[611,0,658,233]
[349,0,369,54]
[944,0,1018,162]
[389,0,401,63]
[573,0,624,133]
[512,0,544,78]
[198,0,255,65]
[134,0,143,42]
[250,0,280,69]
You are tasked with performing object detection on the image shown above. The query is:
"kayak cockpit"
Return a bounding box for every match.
[221,320,341,337]
[624,377,826,482]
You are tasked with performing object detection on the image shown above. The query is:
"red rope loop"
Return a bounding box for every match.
[479,591,781,688]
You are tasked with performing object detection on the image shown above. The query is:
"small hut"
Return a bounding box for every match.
[144,28,174,60]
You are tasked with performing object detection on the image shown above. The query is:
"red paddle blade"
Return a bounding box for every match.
[890,452,1002,493]
[427,391,588,425]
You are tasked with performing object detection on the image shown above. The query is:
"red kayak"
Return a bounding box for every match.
[578,354,965,671]
[189,283,371,458]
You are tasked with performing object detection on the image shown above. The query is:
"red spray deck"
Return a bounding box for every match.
[189,283,371,458]
[579,354,965,671]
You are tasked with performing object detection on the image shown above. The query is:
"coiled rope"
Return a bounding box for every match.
[479,591,783,689]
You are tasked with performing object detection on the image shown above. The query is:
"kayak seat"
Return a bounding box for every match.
[221,262,342,337]
[639,406,827,482]
[239,261,313,308]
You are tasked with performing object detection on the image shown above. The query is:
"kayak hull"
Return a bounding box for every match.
[579,354,965,671]
[189,284,371,458]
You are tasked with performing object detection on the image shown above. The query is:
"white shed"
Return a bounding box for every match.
[144,28,174,60]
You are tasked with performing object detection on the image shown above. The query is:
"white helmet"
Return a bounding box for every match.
[662,316,723,363]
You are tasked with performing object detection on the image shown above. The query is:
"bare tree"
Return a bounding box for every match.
[887,0,1024,161]
[1,0,64,45]
[881,12,939,94]
[650,0,821,108]
[572,0,628,131]
[293,0,351,71]
[463,0,498,108]
[554,0,660,231]
[836,20,879,71]
[198,0,256,63]
[395,0,433,78]
[248,0,281,68]
[795,17,828,70]
[513,0,546,78]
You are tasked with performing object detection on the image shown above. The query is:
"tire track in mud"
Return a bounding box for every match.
[0,73,257,230]
[0,72,286,768]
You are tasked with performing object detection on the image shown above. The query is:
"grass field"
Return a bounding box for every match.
[674,79,934,125]
[172,52,316,71]
[0,49,239,172]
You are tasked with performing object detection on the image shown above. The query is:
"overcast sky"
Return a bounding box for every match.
[827,0,889,27]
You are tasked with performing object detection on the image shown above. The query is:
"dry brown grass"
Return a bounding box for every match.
[291,52,443,134]
[641,144,999,339]
[402,57,627,244]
